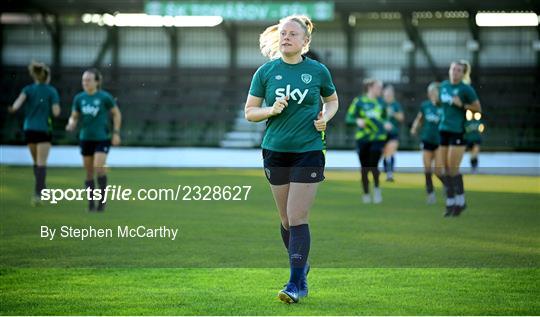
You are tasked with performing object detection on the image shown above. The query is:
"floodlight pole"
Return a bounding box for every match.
[165,27,178,83]
[341,12,356,87]
[41,13,62,81]
[401,11,441,82]
[222,21,238,82]
[467,10,480,84]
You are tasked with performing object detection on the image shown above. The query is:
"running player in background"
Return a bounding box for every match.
[8,61,61,205]
[245,15,339,304]
[438,60,481,217]
[464,110,484,173]
[66,68,122,212]
[381,85,404,182]
[346,79,391,204]
[410,82,445,204]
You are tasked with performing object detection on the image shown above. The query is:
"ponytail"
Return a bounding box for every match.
[363,78,378,94]
[28,61,50,83]
[454,59,472,84]
[259,15,314,60]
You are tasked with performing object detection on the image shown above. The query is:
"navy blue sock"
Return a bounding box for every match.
[471,158,478,169]
[455,174,464,195]
[288,224,310,287]
[425,172,433,194]
[97,175,107,206]
[35,166,46,196]
[445,175,455,204]
[390,156,395,172]
[383,158,389,172]
[85,179,95,209]
[280,224,289,250]
[436,174,446,187]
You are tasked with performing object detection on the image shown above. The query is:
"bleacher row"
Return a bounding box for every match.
[1,66,539,150]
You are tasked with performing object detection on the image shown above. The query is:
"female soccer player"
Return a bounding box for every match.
[464,110,484,174]
[438,60,481,216]
[410,82,445,204]
[66,69,122,212]
[8,61,61,205]
[244,15,339,303]
[346,79,391,204]
[381,85,404,182]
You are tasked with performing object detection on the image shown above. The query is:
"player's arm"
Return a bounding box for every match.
[65,111,80,131]
[314,92,339,132]
[8,93,26,113]
[410,112,423,135]
[52,103,61,117]
[465,100,481,113]
[245,94,288,122]
[110,106,122,146]
[394,109,405,122]
[320,92,339,122]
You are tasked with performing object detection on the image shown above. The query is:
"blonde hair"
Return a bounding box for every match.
[363,78,380,93]
[28,61,50,83]
[453,60,471,84]
[259,15,314,60]
[427,81,439,93]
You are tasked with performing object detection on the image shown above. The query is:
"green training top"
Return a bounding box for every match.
[383,100,403,136]
[346,95,388,142]
[439,80,479,133]
[419,100,442,145]
[464,118,483,143]
[21,83,60,132]
[72,90,116,141]
[249,56,336,153]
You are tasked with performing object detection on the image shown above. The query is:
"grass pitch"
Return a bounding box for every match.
[1,166,539,315]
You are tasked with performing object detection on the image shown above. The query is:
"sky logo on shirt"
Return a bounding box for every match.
[275,84,309,104]
[81,105,99,117]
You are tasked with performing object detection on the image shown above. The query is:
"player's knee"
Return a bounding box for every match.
[288,213,308,227]
[95,167,106,176]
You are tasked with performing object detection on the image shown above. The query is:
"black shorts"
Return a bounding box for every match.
[24,130,52,144]
[356,140,385,168]
[440,131,464,146]
[262,149,325,185]
[421,141,439,152]
[80,140,111,156]
[386,133,399,142]
[466,140,482,150]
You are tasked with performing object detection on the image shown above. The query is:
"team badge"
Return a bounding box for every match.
[301,73,312,84]
[93,99,101,106]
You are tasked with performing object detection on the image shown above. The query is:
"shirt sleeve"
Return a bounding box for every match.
[248,66,265,98]
[345,97,359,125]
[319,63,336,98]
[103,92,116,110]
[463,85,479,104]
[394,102,403,113]
[21,85,32,96]
[71,95,80,113]
[50,87,60,106]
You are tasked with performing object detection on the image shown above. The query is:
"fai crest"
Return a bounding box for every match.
[301,73,312,84]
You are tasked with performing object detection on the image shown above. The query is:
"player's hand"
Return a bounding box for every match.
[356,118,366,128]
[314,111,326,132]
[384,122,393,131]
[65,122,76,132]
[112,133,121,146]
[270,96,288,116]
[452,96,463,108]
[410,127,417,136]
